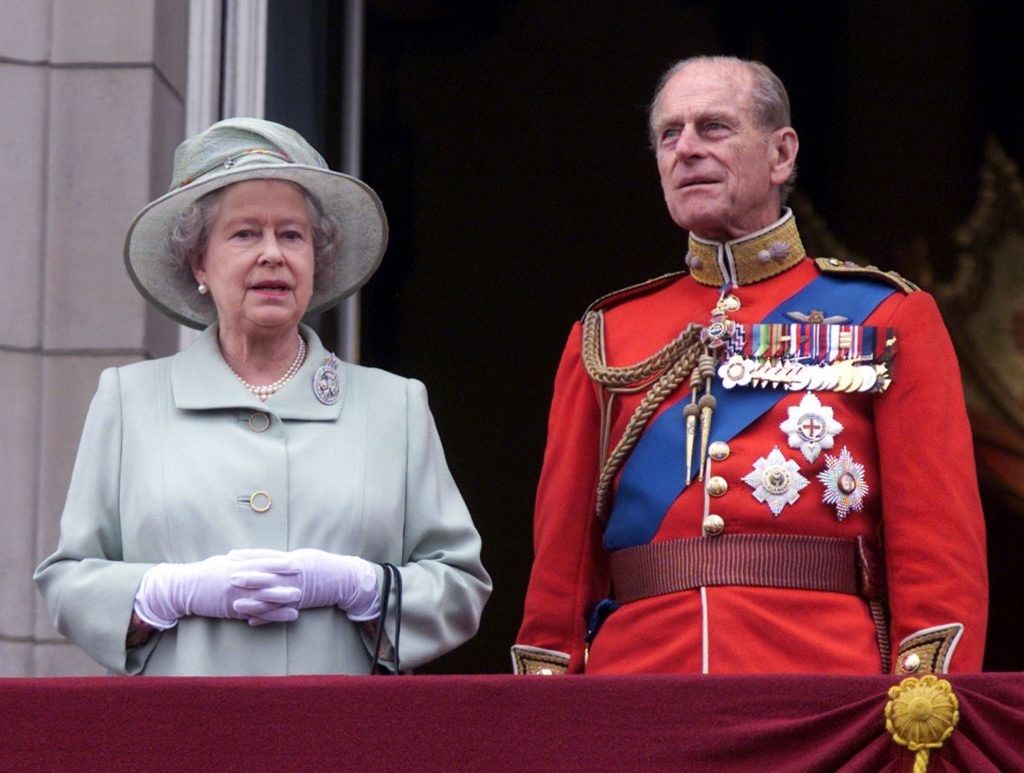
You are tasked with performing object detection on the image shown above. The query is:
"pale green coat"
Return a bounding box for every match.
[34,325,491,675]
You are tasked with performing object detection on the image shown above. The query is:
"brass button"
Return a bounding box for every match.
[901,653,921,673]
[829,258,841,266]
[249,490,272,513]
[708,441,730,462]
[702,514,725,536]
[247,412,271,432]
[706,476,728,497]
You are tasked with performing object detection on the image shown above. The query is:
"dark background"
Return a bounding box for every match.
[266,0,1024,673]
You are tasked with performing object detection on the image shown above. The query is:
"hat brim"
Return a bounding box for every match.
[124,164,388,329]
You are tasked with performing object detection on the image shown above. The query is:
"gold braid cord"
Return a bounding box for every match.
[582,311,704,522]
[884,675,960,773]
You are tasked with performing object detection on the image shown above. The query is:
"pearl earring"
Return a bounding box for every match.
[198,282,208,295]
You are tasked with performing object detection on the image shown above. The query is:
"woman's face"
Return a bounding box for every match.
[195,179,316,339]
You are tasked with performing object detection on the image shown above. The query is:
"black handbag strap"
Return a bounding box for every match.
[369,563,402,675]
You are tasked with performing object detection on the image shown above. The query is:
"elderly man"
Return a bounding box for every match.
[513,56,988,675]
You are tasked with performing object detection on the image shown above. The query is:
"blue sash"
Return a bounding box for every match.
[604,275,896,550]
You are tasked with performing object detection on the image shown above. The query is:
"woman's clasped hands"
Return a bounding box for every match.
[134,549,380,630]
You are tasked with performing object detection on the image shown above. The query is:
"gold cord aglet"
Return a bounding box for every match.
[684,403,699,481]
[697,393,716,480]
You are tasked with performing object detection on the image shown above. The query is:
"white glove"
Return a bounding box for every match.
[228,548,381,621]
[134,555,302,629]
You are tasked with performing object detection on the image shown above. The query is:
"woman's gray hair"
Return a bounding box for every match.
[648,55,797,200]
[168,180,341,291]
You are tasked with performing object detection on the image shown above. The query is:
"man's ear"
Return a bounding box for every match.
[769,127,799,185]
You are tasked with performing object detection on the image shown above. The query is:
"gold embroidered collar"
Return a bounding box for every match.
[686,208,806,286]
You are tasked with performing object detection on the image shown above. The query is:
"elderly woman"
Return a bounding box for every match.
[34,118,490,675]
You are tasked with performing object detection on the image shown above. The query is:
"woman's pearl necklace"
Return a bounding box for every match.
[228,335,307,401]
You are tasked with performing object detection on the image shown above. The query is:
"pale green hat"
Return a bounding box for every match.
[124,117,388,329]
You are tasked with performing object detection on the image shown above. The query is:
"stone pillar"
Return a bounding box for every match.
[0,0,187,675]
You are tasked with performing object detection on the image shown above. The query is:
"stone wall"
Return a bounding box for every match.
[0,0,187,675]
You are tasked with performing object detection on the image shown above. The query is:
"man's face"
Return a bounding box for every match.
[651,61,796,241]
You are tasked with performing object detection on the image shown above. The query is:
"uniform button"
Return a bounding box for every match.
[537,668,553,675]
[901,653,921,673]
[708,441,730,462]
[247,411,271,432]
[702,514,725,536]
[249,490,272,513]
[706,476,728,497]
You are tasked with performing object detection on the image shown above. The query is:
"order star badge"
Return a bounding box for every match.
[779,392,843,463]
[742,447,809,516]
[817,446,869,521]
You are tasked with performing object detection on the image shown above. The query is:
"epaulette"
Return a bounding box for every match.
[583,270,687,318]
[815,258,919,294]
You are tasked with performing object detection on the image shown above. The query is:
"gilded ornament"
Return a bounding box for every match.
[885,675,959,772]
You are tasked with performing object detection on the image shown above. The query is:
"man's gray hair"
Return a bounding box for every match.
[167,181,341,295]
[648,55,797,200]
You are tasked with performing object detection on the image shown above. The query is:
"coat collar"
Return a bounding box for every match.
[685,207,806,287]
[171,323,345,420]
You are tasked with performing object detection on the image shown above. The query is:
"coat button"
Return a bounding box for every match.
[249,490,272,512]
[901,653,921,673]
[702,514,725,536]
[708,441,730,461]
[706,476,728,497]
[248,412,270,432]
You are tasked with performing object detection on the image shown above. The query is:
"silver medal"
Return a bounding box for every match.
[817,446,869,521]
[779,392,843,463]
[742,447,809,516]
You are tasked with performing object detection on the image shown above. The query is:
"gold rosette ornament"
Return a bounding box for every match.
[884,675,960,773]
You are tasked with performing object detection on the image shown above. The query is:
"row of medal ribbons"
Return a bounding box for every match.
[717,323,895,393]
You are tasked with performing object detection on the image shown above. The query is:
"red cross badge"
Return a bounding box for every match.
[779,391,843,463]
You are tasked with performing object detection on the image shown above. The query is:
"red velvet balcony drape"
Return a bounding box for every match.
[1,674,1021,770]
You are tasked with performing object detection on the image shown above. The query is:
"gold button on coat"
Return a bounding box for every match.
[247,412,271,432]
[702,514,725,536]
[708,441,730,462]
[706,476,728,497]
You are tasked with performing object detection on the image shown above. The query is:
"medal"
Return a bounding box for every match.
[312,354,341,405]
[779,392,843,463]
[817,446,869,521]
[742,447,809,516]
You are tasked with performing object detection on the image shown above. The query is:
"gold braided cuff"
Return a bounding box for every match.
[511,644,570,675]
[895,623,965,675]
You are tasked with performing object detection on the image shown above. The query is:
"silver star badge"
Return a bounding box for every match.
[742,447,809,516]
[779,392,843,463]
[817,446,869,521]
